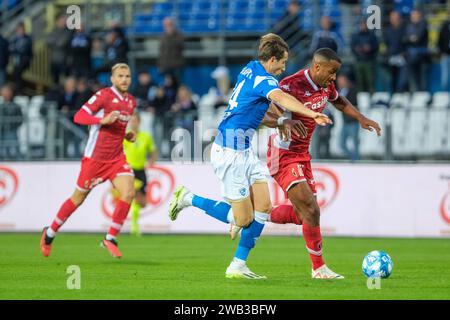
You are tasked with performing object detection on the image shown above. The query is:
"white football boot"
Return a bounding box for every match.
[312,264,344,279]
[168,186,193,221]
[225,261,267,280]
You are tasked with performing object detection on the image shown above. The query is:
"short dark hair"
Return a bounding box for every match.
[313,48,342,63]
[257,33,289,62]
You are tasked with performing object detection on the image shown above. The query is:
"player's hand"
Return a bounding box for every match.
[125,131,137,142]
[314,113,333,126]
[359,116,381,136]
[100,111,120,125]
[279,119,307,139]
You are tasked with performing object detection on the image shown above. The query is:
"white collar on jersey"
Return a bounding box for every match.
[110,86,125,101]
[304,69,319,92]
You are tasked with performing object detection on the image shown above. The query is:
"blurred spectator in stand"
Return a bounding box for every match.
[405,9,429,92]
[199,66,232,112]
[163,73,178,107]
[272,1,305,50]
[383,11,408,93]
[9,22,32,94]
[94,27,128,76]
[68,24,92,80]
[309,16,344,56]
[132,70,157,111]
[157,17,184,83]
[56,77,80,157]
[0,33,9,88]
[149,86,170,153]
[57,77,79,117]
[47,15,73,85]
[0,84,23,159]
[337,74,360,161]
[438,11,450,92]
[74,78,93,109]
[315,107,334,159]
[351,18,379,94]
[170,85,197,131]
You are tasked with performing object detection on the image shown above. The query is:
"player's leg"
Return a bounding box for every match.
[226,181,271,280]
[40,188,90,257]
[168,186,235,224]
[130,170,147,236]
[102,174,134,258]
[269,204,302,225]
[288,182,343,279]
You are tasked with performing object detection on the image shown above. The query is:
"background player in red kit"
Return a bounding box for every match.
[265,48,381,278]
[40,63,137,259]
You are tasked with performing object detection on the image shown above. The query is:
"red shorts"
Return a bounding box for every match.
[272,160,316,196]
[267,146,316,196]
[76,156,134,191]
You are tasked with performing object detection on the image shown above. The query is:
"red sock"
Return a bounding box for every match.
[107,200,131,238]
[50,199,77,232]
[270,205,302,225]
[302,223,325,270]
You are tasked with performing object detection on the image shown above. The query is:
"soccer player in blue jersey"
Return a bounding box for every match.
[168,34,332,279]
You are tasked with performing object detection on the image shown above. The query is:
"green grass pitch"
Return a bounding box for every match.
[0,233,449,300]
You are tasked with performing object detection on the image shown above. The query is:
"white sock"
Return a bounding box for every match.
[254,211,269,224]
[106,234,116,241]
[46,227,56,238]
[231,257,246,267]
[185,191,194,205]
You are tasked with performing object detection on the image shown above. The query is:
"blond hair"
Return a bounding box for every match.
[111,63,130,74]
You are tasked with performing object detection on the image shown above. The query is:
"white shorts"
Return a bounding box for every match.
[210,142,269,201]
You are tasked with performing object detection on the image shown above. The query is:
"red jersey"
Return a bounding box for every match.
[81,86,136,162]
[270,68,338,161]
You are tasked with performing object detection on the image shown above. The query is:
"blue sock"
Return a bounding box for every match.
[234,212,267,262]
[192,195,230,223]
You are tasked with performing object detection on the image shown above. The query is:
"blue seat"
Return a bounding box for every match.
[152,2,174,13]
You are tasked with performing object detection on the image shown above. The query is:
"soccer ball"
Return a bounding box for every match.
[362,250,393,278]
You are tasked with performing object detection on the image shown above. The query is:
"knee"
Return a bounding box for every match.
[121,188,135,203]
[255,202,272,215]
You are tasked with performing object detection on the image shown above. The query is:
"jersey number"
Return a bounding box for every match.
[228,80,245,110]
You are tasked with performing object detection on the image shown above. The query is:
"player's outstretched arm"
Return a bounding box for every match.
[261,110,307,139]
[331,96,381,136]
[268,90,332,126]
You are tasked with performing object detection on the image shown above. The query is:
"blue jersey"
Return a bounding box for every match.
[215,60,280,150]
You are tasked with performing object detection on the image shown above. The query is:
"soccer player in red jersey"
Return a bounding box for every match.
[40,63,137,258]
[265,48,381,278]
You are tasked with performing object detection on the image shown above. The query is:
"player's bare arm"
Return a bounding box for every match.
[332,96,381,136]
[268,89,333,126]
[261,110,307,139]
